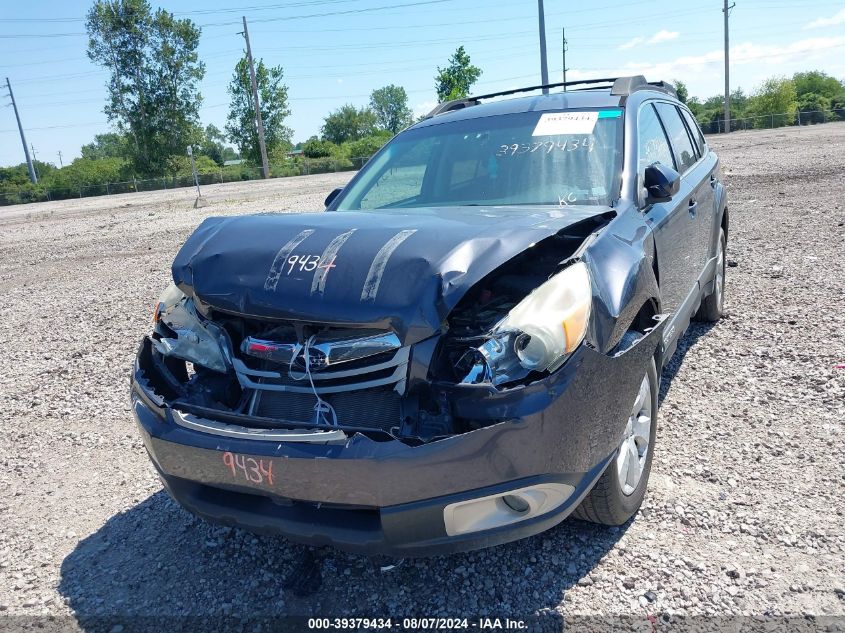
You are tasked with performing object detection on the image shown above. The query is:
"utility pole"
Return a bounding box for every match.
[241,16,270,179]
[57,151,63,168]
[723,0,735,133]
[562,27,569,90]
[537,0,549,93]
[5,77,37,183]
[30,144,39,179]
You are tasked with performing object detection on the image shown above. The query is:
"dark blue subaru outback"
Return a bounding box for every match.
[131,75,727,556]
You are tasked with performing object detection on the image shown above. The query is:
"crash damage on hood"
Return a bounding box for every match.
[139,203,666,452]
[172,206,611,345]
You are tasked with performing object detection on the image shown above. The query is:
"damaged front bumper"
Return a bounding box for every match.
[131,321,663,557]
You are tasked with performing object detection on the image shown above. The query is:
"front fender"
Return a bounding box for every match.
[581,211,660,353]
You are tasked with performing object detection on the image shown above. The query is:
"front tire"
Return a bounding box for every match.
[573,348,658,526]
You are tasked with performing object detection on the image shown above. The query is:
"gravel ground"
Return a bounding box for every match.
[1,124,844,631]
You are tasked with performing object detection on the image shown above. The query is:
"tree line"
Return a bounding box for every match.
[675,71,845,132]
[0,0,484,201]
[1,0,843,202]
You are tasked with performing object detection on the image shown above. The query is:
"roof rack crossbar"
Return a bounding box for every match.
[425,75,677,119]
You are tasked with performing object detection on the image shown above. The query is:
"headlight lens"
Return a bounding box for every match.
[151,283,230,373]
[459,262,592,386]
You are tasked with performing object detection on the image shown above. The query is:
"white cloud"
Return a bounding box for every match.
[412,100,437,118]
[648,30,679,44]
[618,37,644,50]
[804,8,845,29]
[618,30,679,50]
[604,36,845,85]
[572,35,845,99]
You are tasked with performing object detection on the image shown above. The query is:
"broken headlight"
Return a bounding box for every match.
[151,284,230,373]
[459,262,592,386]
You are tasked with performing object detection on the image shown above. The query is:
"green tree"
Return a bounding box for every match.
[80,133,131,160]
[86,0,205,176]
[435,46,482,102]
[344,133,392,159]
[369,85,412,134]
[226,56,293,165]
[42,157,131,191]
[321,105,377,144]
[746,77,798,127]
[674,79,689,104]
[302,138,337,158]
[164,154,219,176]
[199,124,238,165]
[797,93,832,124]
[793,71,844,99]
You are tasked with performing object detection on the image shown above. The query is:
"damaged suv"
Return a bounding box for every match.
[131,75,727,556]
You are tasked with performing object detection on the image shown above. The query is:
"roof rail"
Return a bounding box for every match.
[611,76,678,98]
[425,76,677,119]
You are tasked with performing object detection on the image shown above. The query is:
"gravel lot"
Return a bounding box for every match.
[1,124,844,631]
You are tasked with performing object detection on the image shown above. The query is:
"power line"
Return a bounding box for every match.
[198,0,455,27]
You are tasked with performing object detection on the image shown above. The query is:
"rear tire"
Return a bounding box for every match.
[573,337,658,526]
[695,228,726,322]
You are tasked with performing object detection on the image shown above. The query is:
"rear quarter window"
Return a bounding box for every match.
[680,108,707,156]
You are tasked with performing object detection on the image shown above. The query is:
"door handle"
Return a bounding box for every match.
[710,174,717,187]
[688,198,698,217]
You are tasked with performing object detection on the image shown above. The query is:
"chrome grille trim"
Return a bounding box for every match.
[233,346,410,396]
[241,331,402,368]
[172,410,347,443]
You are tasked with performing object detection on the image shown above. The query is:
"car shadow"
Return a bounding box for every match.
[658,320,717,406]
[59,491,628,628]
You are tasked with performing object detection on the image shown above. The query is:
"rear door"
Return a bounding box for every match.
[679,106,719,283]
[637,102,693,316]
[653,102,707,299]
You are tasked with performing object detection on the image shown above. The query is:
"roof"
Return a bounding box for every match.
[416,75,677,128]
[415,91,623,128]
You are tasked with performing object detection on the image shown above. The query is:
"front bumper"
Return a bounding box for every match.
[131,324,662,557]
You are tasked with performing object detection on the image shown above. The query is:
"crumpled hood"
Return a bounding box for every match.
[172,206,608,344]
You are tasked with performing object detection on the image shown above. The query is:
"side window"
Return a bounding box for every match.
[654,102,697,174]
[637,103,675,176]
[680,108,707,156]
[359,138,436,209]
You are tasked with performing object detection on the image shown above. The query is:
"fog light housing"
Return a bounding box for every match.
[443,483,575,537]
[502,494,530,513]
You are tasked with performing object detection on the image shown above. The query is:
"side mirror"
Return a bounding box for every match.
[324,187,342,208]
[643,163,680,204]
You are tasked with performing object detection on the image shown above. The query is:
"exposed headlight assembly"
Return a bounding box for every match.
[152,284,230,373]
[459,262,592,387]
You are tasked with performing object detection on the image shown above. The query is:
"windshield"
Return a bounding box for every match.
[334,108,623,210]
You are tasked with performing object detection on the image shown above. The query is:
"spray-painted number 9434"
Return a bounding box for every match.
[222,451,275,487]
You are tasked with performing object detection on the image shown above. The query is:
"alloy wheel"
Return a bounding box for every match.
[616,375,653,496]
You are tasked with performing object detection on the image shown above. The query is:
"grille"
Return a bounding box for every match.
[254,387,402,431]
[231,335,410,433]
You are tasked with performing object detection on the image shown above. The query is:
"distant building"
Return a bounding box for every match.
[223,159,245,166]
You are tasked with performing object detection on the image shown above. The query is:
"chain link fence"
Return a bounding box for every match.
[701,108,845,134]
[0,156,371,207]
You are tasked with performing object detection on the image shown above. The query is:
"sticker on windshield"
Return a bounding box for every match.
[532,111,598,136]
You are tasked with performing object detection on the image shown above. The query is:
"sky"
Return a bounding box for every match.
[1,0,844,168]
